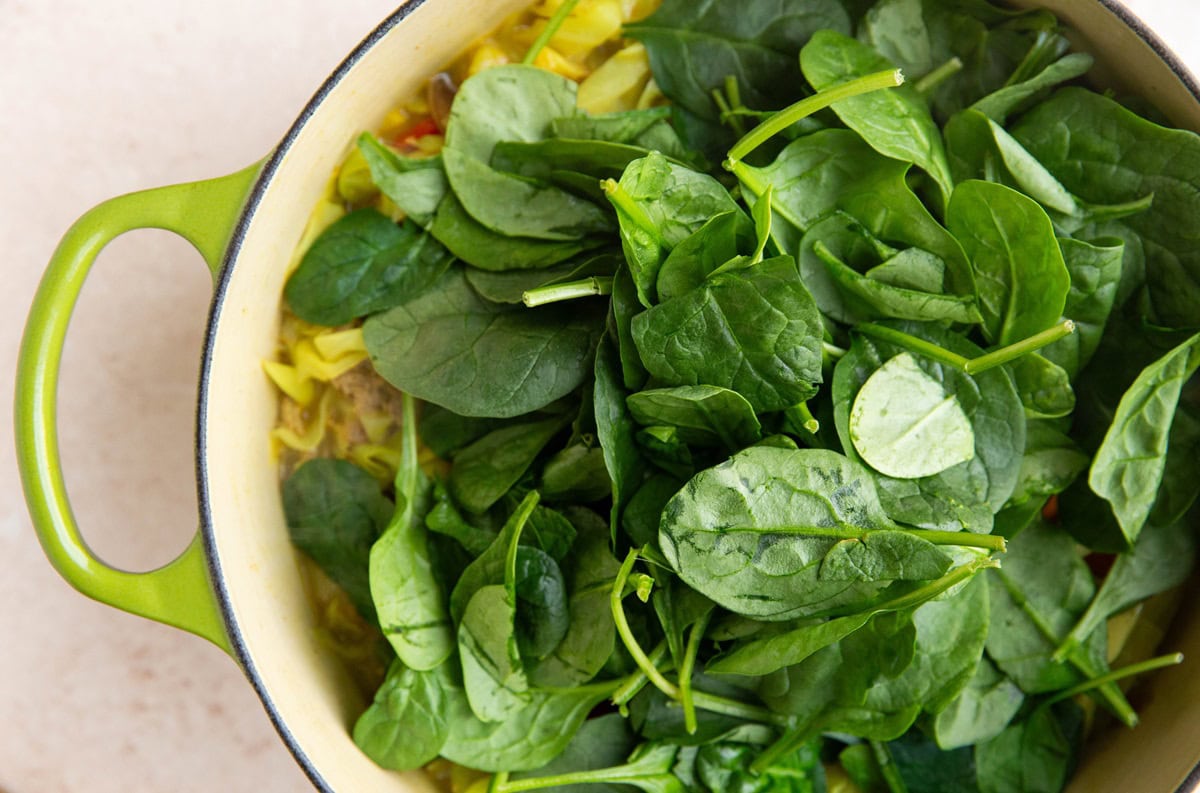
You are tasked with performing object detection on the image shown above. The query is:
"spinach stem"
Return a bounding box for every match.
[855,320,1076,376]
[689,690,792,727]
[611,549,681,700]
[489,772,511,793]
[521,0,581,65]
[964,320,1076,374]
[602,179,668,248]
[390,392,420,532]
[914,56,964,95]
[855,323,972,370]
[721,524,1006,551]
[870,740,911,793]
[822,341,848,359]
[611,641,668,708]
[726,68,904,162]
[795,402,821,435]
[1042,652,1183,708]
[522,276,614,307]
[679,610,712,735]
[750,724,816,774]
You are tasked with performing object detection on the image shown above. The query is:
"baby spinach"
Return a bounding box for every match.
[1040,237,1124,379]
[353,660,452,770]
[946,180,1070,346]
[431,193,604,271]
[933,658,1025,750]
[364,268,606,418]
[282,458,393,622]
[1087,332,1200,544]
[659,447,975,621]
[801,30,955,205]
[632,256,824,413]
[370,393,455,670]
[833,322,1025,532]
[626,385,761,451]
[442,65,613,241]
[284,209,454,327]
[1014,87,1200,328]
[849,352,976,480]
[625,0,849,121]
[357,132,447,226]
[448,414,569,514]
[605,152,742,307]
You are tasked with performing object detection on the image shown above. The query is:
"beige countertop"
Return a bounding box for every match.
[2,1,1197,791]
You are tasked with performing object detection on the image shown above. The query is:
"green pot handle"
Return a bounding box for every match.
[15,164,262,655]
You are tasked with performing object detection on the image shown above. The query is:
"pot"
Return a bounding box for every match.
[14,1,1200,791]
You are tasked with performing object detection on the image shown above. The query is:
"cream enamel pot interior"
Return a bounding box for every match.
[14,1,1200,791]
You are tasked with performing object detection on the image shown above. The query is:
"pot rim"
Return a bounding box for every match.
[196,1,429,790]
[191,2,1200,792]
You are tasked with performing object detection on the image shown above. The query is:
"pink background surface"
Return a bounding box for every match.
[1,1,1197,791]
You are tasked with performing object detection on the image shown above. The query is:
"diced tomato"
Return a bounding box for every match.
[392,118,440,148]
[1041,494,1059,522]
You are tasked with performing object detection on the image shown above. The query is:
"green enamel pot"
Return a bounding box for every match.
[14,1,1200,791]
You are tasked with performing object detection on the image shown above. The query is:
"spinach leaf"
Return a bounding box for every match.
[284,209,454,327]
[801,217,982,324]
[933,658,1025,750]
[864,573,990,717]
[655,210,755,303]
[431,193,604,271]
[1013,87,1200,328]
[426,482,498,556]
[606,152,743,307]
[625,0,849,121]
[448,414,569,514]
[282,457,393,622]
[984,521,1103,694]
[514,548,571,661]
[459,584,528,722]
[733,130,973,294]
[507,713,636,792]
[541,443,612,504]
[1087,332,1200,544]
[1056,518,1196,662]
[594,335,647,544]
[353,660,451,770]
[1008,354,1074,419]
[442,65,612,240]
[974,702,1084,793]
[370,393,455,670]
[1002,421,1088,514]
[465,251,621,304]
[626,385,762,451]
[849,352,976,480]
[492,138,666,184]
[800,29,955,206]
[439,673,609,772]
[660,447,954,621]
[833,322,1025,532]
[706,556,992,677]
[969,52,1092,124]
[528,509,621,688]
[450,492,540,623]
[946,180,1070,346]
[364,268,605,418]
[632,256,824,413]
[357,132,448,227]
[694,740,824,793]
[551,106,693,163]
[1040,237,1124,379]
[888,730,979,793]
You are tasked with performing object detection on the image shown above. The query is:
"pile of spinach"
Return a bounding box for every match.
[279,0,1200,790]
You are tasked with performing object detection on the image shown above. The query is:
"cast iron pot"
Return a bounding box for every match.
[15,1,1200,790]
